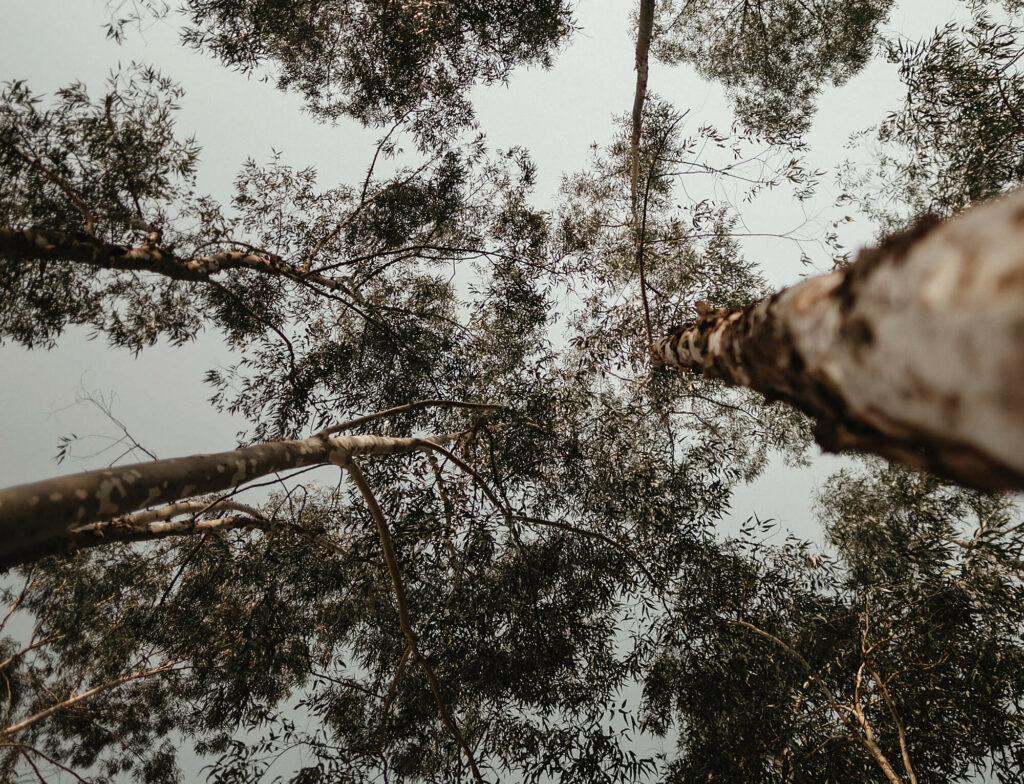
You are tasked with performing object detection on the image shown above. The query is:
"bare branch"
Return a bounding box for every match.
[317,400,502,438]
[630,0,656,216]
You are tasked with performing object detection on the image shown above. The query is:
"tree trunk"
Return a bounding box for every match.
[0,227,352,291]
[630,0,656,215]
[654,190,1024,491]
[0,432,444,569]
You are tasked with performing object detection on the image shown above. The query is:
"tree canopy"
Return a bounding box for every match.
[1,1,1023,783]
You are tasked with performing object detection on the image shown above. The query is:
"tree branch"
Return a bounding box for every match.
[317,400,502,437]
[0,658,186,741]
[344,460,485,784]
[0,432,453,570]
[869,663,918,784]
[630,0,656,216]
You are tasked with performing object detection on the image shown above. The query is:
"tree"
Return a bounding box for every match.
[633,2,1024,491]
[653,190,1024,491]
[845,6,1024,230]
[645,463,1024,783]
[1,1,1023,782]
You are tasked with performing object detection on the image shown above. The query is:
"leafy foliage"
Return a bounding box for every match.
[108,0,574,148]
[0,67,202,348]
[651,0,893,141]
[644,464,1024,783]
[847,9,1024,229]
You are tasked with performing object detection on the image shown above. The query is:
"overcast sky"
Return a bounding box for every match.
[0,0,975,548]
[0,1,1005,781]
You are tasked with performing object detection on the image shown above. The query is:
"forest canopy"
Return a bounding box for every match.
[0,1,1023,783]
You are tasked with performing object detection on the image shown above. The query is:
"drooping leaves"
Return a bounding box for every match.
[652,0,893,141]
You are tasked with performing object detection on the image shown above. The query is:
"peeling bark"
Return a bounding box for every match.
[0,499,271,569]
[655,191,1024,491]
[0,432,448,569]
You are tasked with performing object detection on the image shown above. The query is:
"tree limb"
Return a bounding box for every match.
[0,658,186,741]
[344,460,485,784]
[0,432,454,570]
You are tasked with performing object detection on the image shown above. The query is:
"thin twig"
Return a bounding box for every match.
[0,570,34,634]
[18,748,47,784]
[0,636,63,672]
[378,642,413,749]
[869,663,918,784]
[10,139,97,233]
[0,659,187,740]
[414,439,521,545]
[317,400,502,438]
[514,515,661,588]
[14,745,90,784]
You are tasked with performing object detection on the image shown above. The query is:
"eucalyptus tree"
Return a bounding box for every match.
[653,188,1024,491]
[643,462,1024,784]
[3,1,1024,782]
[629,3,1024,492]
[0,351,759,783]
[848,7,1024,230]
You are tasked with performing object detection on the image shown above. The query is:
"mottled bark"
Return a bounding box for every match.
[0,433,446,569]
[0,227,353,291]
[655,190,1024,491]
[1,500,269,568]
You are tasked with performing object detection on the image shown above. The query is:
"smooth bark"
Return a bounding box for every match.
[0,227,353,291]
[655,190,1024,490]
[630,0,656,215]
[0,432,447,569]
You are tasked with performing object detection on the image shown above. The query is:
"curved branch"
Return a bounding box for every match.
[344,461,485,784]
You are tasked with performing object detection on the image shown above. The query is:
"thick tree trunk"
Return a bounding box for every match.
[654,190,1024,491]
[0,432,443,569]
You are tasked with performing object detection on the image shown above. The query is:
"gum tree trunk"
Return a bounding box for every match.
[655,190,1024,491]
[0,227,353,291]
[0,432,443,569]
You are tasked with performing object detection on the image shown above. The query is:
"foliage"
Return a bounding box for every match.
[0,67,201,348]
[644,464,1024,783]
[651,0,894,141]
[107,0,574,149]
[846,9,1024,230]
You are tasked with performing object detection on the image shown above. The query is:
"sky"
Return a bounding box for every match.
[0,0,974,548]
[0,0,998,780]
